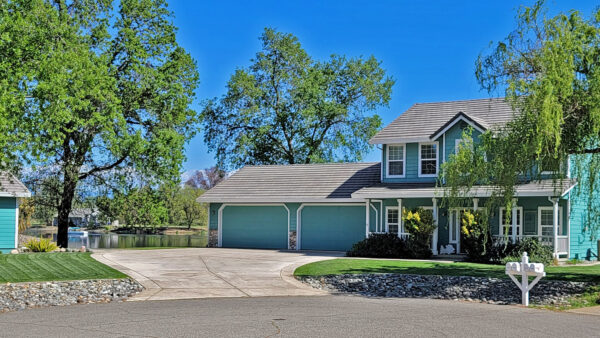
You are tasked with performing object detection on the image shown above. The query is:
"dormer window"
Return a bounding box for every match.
[387,144,405,178]
[419,142,438,177]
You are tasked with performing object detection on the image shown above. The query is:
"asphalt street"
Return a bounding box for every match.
[0,295,599,337]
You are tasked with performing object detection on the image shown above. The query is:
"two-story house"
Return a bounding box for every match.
[198,98,597,260]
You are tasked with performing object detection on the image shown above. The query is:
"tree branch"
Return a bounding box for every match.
[78,154,128,180]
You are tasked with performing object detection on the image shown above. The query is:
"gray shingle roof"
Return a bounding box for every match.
[0,172,31,197]
[370,97,516,144]
[197,162,381,203]
[351,179,577,199]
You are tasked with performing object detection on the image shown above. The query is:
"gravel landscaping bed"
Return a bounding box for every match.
[299,274,594,306]
[0,278,143,313]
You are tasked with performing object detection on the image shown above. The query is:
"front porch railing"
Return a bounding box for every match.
[369,232,410,240]
[493,235,568,255]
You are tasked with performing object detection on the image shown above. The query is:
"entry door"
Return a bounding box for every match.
[448,209,466,254]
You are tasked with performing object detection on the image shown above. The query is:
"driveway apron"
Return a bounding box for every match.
[92,248,341,301]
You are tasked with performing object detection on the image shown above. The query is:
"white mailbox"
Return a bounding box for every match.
[505,252,546,306]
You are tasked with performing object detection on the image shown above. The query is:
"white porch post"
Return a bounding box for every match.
[566,197,571,258]
[397,198,403,237]
[365,199,370,238]
[432,198,438,255]
[553,197,559,258]
[472,198,479,211]
[511,198,518,243]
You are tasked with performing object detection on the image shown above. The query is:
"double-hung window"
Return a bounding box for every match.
[538,207,563,237]
[387,145,405,177]
[499,207,523,236]
[386,207,400,234]
[419,142,438,177]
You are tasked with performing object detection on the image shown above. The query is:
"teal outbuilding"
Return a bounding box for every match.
[0,173,31,253]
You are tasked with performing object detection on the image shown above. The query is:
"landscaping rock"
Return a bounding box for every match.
[0,278,143,313]
[298,274,592,306]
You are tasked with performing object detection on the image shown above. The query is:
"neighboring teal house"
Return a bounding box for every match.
[198,98,598,260]
[0,172,31,253]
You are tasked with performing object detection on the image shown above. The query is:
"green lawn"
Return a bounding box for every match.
[0,252,127,283]
[294,258,600,283]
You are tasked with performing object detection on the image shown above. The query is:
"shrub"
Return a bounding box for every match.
[460,210,494,263]
[347,233,409,258]
[403,208,436,259]
[25,238,58,252]
[504,237,553,265]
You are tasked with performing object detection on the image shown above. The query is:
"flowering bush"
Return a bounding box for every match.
[403,208,436,258]
[460,210,493,263]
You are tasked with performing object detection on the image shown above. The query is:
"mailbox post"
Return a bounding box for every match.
[505,252,546,306]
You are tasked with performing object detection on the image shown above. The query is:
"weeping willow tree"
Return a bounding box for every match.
[441,1,600,243]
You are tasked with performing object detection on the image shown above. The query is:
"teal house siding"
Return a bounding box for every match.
[300,205,365,251]
[441,121,482,163]
[382,143,438,183]
[568,154,600,260]
[0,197,17,253]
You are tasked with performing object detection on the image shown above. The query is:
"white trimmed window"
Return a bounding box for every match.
[387,144,405,177]
[454,138,473,154]
[538,207,563,237]
[499,207,523,236]
[418,142,438,177]
[386,207,399,234]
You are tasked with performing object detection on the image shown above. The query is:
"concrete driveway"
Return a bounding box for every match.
[92,248,342,301]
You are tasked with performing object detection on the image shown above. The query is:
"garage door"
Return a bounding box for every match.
[300,205,365,251]
[221,205,288,249]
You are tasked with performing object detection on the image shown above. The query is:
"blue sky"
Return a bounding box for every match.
[170,0,598,172]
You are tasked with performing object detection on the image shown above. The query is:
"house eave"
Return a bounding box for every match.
[369,137,432,145]
[0,191,31,198]
[351,184,577,199]
[429,112,487,141]
[196,197,365,204]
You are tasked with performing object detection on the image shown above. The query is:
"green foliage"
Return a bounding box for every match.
[498,238,554,265]
[0,0,199,246]
[18,198,35,233]
[403,208,436,258]
[114,187,168,228]
[202,28,393,170]
[174,185,206,229]
[460,210,494,263]
[346,233,409,258]
[97,184,207,229]
[25,238,58,253]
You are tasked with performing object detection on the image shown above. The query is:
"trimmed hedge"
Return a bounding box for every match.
[346,233,432,259]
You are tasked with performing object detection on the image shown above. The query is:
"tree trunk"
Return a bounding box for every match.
[56,170,79,248]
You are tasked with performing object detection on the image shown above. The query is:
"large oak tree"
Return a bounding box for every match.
[0,0,199,247]
[202,28,394,170]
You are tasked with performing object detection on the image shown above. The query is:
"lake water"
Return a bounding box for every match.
[24,228,208,249]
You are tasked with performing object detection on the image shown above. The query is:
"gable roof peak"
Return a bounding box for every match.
[370,97,515,144]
